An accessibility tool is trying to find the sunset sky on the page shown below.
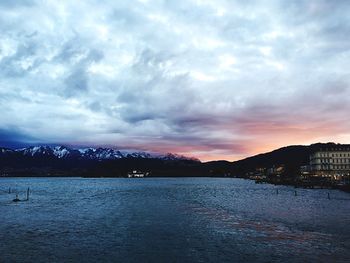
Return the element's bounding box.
[1,0,350,161]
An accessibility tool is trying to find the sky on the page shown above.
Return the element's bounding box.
[0,0,350,161]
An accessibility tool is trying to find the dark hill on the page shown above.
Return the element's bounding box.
[228,142,350,178]
[230,145,310,177]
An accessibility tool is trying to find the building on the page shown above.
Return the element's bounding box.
[267,165,284,177]
[127,170,149,178]
[300,165,312,178]
[310,146,350,178]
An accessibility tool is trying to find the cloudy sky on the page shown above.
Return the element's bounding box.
[1,0,350,161]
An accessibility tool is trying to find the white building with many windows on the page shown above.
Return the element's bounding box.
[310,146,350,177]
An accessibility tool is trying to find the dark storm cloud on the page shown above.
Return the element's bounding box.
[61,48,104,97]
[63,67,89,97]
[0,0,350,160]
[0,127,37,148]
[0,40,41,77]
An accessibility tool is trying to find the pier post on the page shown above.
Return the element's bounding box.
[294,190,297,196]
[276,189,279,195]
[327,192,330,200]
[8,187,11,194]
[13,194,20,202]
[26,188,30,201]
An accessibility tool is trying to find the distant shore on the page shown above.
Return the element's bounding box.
[253,177,350,193]
[2,174,350,193]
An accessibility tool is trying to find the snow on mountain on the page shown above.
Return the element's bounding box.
[0,148,14,154]
[94,148,124,159]
[125,151,153,158]
[52,146,82,159]
[77,148,124,160]
[16,146,53,156]
[2,145,199,162]
[1,148,10,153]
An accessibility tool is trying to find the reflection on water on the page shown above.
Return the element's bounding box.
[0,178,349,262]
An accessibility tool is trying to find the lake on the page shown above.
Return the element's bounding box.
[0,177,349,262]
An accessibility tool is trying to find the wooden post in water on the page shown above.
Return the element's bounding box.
[8,187,11,194]
[26,187,30,201]
[13,194,20,202]
[276,189,279,195]
[294,190,297,196]
[327,192,330,200]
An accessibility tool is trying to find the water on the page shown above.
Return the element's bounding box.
[0,178,349,263]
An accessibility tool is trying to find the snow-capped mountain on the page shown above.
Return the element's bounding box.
[78,148,124,160]
[1,145,199,162]
[0,148,13,154]
[16,146,53,156]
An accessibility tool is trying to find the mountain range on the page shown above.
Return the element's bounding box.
[0,145,198,161]
[0,142,348,178]
[0,145,201,177]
